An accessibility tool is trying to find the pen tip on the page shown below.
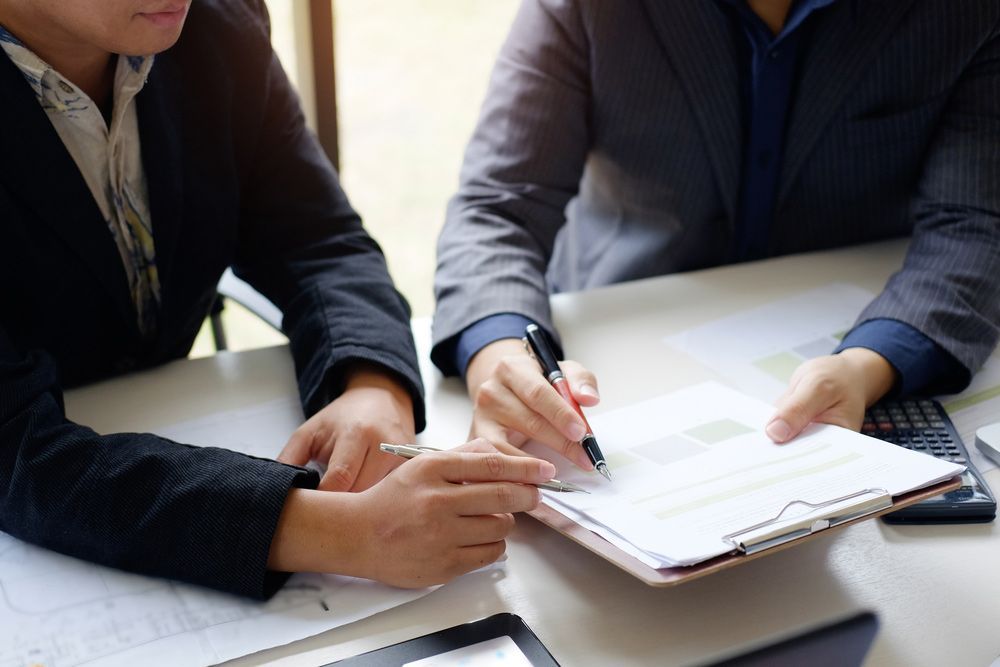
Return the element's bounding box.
[597,463,612,482]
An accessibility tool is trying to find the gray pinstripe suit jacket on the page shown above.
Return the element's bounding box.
[432,0,1000,384]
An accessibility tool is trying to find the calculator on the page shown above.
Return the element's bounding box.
[861,398,996,523]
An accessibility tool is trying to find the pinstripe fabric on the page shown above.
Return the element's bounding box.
[433,0,1000,380]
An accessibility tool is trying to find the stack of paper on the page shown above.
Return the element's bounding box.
[528,383,964,569]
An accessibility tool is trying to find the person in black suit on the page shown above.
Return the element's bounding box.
[0,0,552,598]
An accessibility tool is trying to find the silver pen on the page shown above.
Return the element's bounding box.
[379,443,590,493]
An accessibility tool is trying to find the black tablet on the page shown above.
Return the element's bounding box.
[326,613,560,666]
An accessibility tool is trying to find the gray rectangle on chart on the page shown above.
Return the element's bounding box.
[633,435,707,465]
[793,337,840,360]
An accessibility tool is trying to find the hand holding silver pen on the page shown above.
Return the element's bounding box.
[381,444,590,494]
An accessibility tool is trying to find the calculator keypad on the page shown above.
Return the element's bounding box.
[862,399,967,464]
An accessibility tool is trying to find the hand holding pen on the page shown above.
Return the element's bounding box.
[523,325,611,481]
[317,438,558,588]
[463,332,607,476]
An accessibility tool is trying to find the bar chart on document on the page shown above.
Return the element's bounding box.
[664,283,1000,473]
[663,283,871,402]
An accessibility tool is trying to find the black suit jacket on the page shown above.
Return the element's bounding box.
[0,0,423,598]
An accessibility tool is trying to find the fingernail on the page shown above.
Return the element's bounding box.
[568,422,586,442]
[578,384,600,401]
[766,418,792,443]
[539,461,556,479]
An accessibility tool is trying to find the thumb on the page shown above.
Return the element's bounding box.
[560,360,600,407]
[767,382,831,444]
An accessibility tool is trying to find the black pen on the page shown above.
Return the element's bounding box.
[524,324,611,481]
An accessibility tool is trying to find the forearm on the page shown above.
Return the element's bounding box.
[241,229,425,426]
[856,219,1000,389]
[837,319,967,396]
[2,425,318,597]
[860,21,1000,382]
[232,48,424,426]
[432,0,593,355]
[0,324,322,599]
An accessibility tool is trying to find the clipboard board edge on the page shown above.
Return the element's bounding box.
[527,475,962,588]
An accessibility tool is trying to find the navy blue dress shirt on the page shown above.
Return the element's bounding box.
[449,0,964,397]
[720,0,834,261]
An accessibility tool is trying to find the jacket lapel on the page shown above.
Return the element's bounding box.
[641,0,743,225]
[778,0,917,205]
[0,51,137,332]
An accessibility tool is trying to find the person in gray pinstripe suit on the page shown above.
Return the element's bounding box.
[431,0,1000,470]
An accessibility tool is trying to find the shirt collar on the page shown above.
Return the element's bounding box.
[0,25,49,100]
[714,0,840,42]
[0,25,154,113]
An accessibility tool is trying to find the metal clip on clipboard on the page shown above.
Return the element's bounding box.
[722,488,892,555]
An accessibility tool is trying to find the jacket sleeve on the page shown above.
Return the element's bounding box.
[431,0,593,376]
[853,18,1000,391]
[228,8,425,429]
[0,325,320,599]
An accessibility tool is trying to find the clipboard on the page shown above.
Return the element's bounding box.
[528,475,962,587]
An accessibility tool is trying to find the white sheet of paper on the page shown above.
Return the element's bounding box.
[663,283,873,403]
[0,398,434,667]
[941,356,1000,473]
[403,635,532,667]
[528,383,964,568]
[664,283,1000,473]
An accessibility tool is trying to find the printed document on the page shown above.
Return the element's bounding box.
[664,283,1000,472]
[528,383,964,569]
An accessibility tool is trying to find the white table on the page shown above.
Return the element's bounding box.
[66,239,1000,666]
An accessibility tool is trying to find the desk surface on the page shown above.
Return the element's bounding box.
[65,239,1000,667]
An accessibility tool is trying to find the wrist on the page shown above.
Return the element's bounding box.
[342,362,414,409]
[839,347,897,405]
[465,338,527,397]
[267,488,365,575]
[344,361,404,393]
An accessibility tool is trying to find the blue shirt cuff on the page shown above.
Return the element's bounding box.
[835,319,967,397]
[436,313,539,378]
